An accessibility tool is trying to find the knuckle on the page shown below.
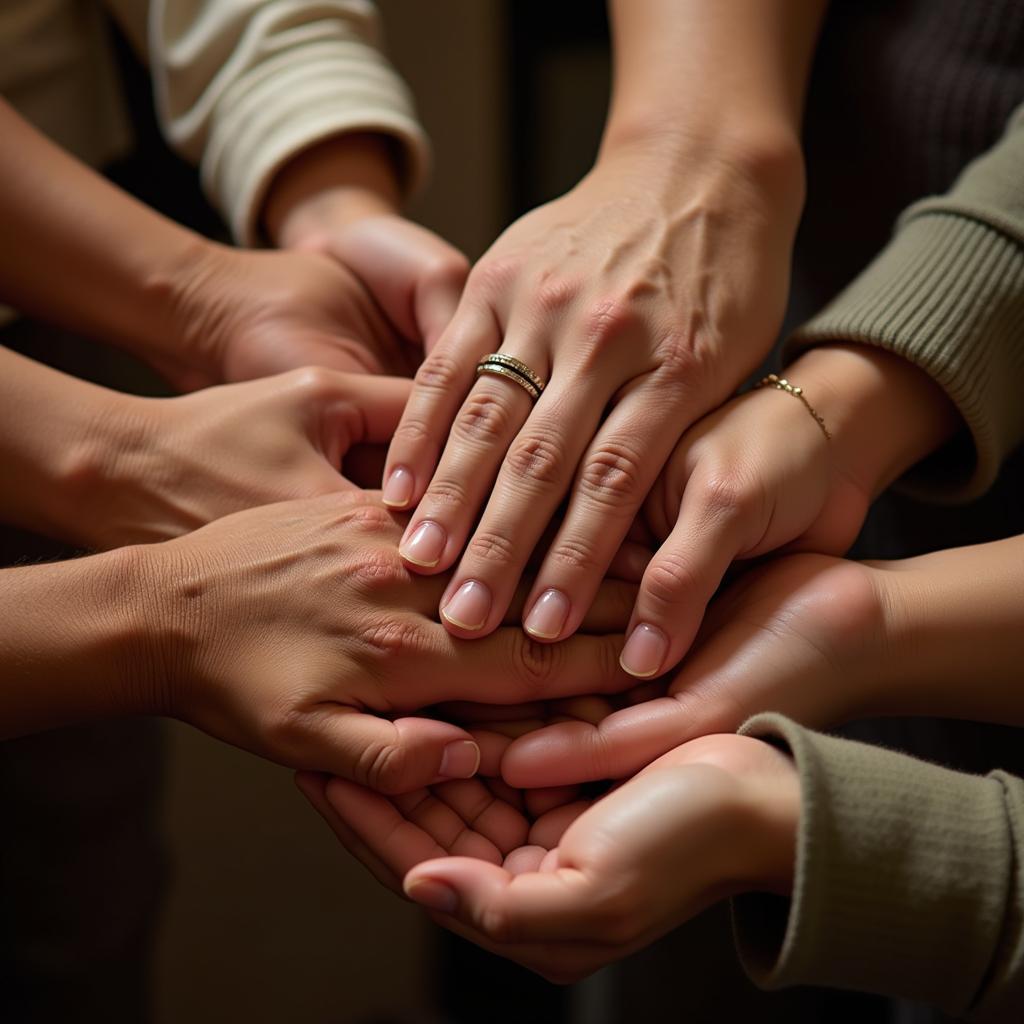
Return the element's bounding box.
[465,528,518,568]
[391,416,433,447]
[651,332,704,384]
[468,256,520,296]
[453,390,515,446]
[288,365,338,398]
[421,476,471,512]
[581,298,643,351]
[578,440,645,508]
[354,739,408,794]
[698,471,753,521]
[415,351,466,394]
[547,536,602,576]
[533,274,580,314]
[505,433,566,488]
[510,633,559,696]
[337,504,396,534]
[643,552,701,609]
[347,550,409,595]
[357,616,426,659]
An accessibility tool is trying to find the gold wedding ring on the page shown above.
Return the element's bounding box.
[475,353,547,403]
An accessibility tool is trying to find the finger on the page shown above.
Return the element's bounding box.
[336,374,415,445]
[528,800,592,848]
[521,380,691,646]
[398,364,542,576]
[382,304,500,511]
[293,771,404,894]
[419,778,530,855]
[618,468,752,679]
[323,776,449,878]
[392,786,505,863]
[404,857,601,944]
[506,576,637,635]
[308,710,481,795]
[433,374,615,638]
[504,846,549,875]
[409,626,628,707]
[327,216,469,350]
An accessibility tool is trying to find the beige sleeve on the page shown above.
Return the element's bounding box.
[105,0,429,245]
[733,713,1024,1022]
[786,103,1024,501]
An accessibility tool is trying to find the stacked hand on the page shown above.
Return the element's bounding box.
[299,729,799,983]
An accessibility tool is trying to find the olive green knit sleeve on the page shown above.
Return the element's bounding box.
[732,712,1024,1021]
[786,103,1024,501]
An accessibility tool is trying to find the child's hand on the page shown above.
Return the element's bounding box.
[618,343,955,678]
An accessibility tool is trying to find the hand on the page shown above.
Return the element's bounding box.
[502,552,884,788]
[265,132,470,355]
[381,138,802,647]
[615,344,957,678]
[64,368,408,550]
[162,246,421,391]
[304,732,799,983]
[131,492,634,793]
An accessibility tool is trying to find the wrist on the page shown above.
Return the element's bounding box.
[263,132,402,248]
[785,345,958,500]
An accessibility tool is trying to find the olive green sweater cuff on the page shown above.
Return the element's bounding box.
[785,102,1024,502]
[787,213,1024,501]
[733,713,1024,1021]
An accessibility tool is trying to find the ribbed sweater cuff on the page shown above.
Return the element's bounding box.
[200,38,429,245]
[732,713,1012,1016]
[787,213,1024,501]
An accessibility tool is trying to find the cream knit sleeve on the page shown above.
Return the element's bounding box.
[106,0,429,246]
[786,103,1024,501]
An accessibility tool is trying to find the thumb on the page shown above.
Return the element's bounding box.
[339,373,413,445]
[308,709,481,795]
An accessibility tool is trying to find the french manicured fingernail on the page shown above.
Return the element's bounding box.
[439,740,480,779]
[400,521,446,567]
[405,878,458,915]
[441,580,491,631]
[382,466,414,507]
[524,589,570,639]
[619,623,668,678]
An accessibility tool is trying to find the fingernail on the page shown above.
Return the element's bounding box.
[382,466,414,507]
[619,623,668,678]
[524,589,570,639]
[405,878,458,915]
[439,740,481,778]
[400,521,446,567]
[441,580,491,631]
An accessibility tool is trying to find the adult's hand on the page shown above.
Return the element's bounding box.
[60,368,409,550]
[307,732,799,983]
[501,553,884,788]
[616,344,954,678]
[131,492,634,793]
[382,135,803,645]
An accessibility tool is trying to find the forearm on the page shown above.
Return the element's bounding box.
[868,536,1024,724]
[0,546,159,736]
[0,100,214,373]
[784,343,958,499]
[604,0,825,173]
[0,348,143,545]
[263,132,403,247]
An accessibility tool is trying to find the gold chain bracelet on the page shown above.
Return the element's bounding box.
[754,373,832,440]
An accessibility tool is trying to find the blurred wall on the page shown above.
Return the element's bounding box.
[155,5,507,1022]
